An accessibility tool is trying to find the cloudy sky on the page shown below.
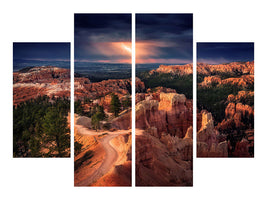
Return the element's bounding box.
[197,43,254,64]
[74,14,132,64]
[13,43,70,61]
[136,14,193,64]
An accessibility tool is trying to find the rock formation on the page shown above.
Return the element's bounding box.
[199,76,222,87]
[13,66,70,84]
[221,75,254,87]
[135,91,193,186]
[199,75,254,88]
[74,77,145,101]
[232,138,250,157]
[197,111,228,157]
[74,78,130,100]
[111,108,132,130]
[136,127,193,186]
[149,64,193,75]
[136,92,192,138]
[13,66,70,105]
[135,87,176,104]
[218,102,254,131]
[197,106,253,157]
[227,90,254,103]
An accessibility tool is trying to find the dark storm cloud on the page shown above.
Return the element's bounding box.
[13,43,70,61]
[75,14,131,34]
[197,43,254,64]
[136,14,193,63]
[136,14,192,40]
[74,14,131,62]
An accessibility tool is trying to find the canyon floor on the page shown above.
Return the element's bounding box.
[74,122,131,186]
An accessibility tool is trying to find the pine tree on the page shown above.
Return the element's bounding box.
[42,107,70,157]
[110,93,121,117]
[122,95,131,109]
[91,105,105,131]
[74,100,83,115]
[91,113,101,131]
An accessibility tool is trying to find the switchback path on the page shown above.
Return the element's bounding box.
[75,125,129,186]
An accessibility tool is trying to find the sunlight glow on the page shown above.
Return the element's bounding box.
[120,42,132,54]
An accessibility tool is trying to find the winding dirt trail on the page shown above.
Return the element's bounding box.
[75,125,130,186]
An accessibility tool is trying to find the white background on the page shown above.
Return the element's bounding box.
[0,0,266,200]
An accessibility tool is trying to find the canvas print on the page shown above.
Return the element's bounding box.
[197,42,254,157]
[13,42,71,157]
[74,14,132,186]
[135,14,193,186]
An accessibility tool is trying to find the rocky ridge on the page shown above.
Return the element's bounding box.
[74,77,145,100]
[147,61,253,76]
[13,66,70,83]
[149,64,193,75]
[197,61,254,75]
[13,66,70,105]
[199,75,254,88]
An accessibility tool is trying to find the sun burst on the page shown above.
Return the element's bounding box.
[121,43,132,54]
